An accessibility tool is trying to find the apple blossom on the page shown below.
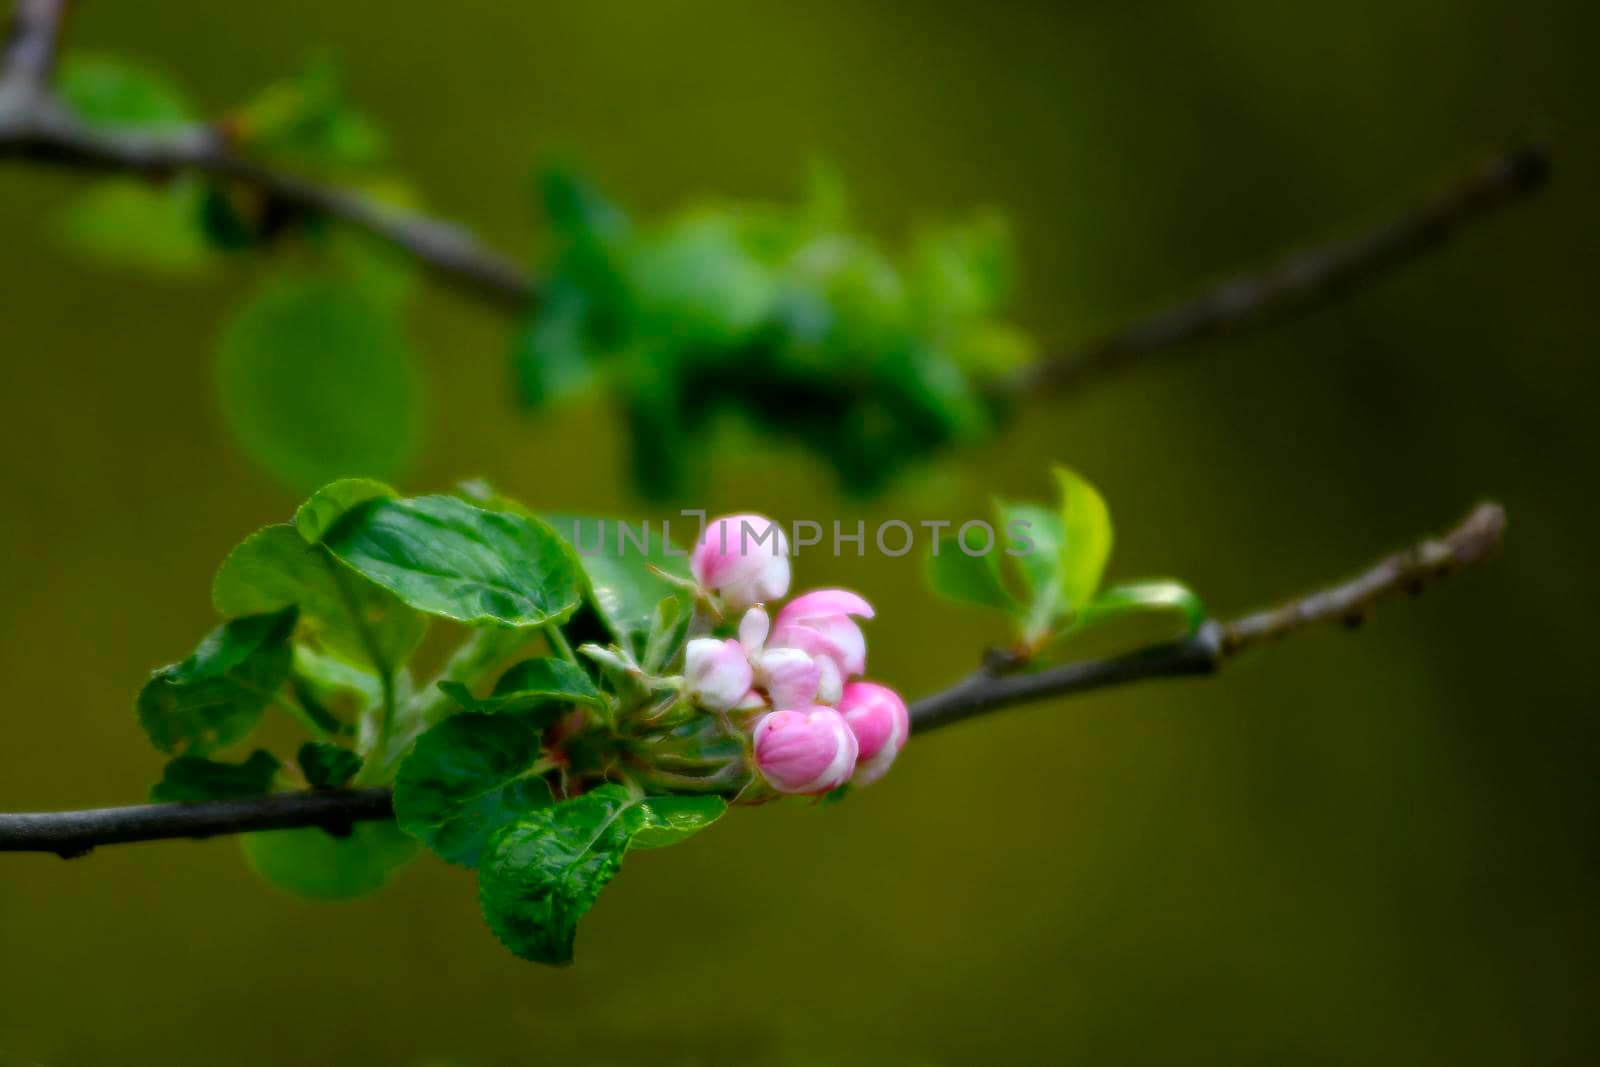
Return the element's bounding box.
[684,637,753,713]
[753,646,821,711]
[751,706,859,795]
[768,588,875,678]
[690,514,791,613]
[837,681,909,786]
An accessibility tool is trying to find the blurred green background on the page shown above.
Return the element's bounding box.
[2,0,1596,1063]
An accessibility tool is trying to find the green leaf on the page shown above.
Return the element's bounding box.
[136,608,298,755]
[242,820,419,901]
[230,57,385,170]
[215,276,423,493]
[294,478,397,544]
[925,531,1017,612]
[58,179,215,276]
[630,796,727,849]
[1001,466,1114,639]
[58,55,192,128]
[641,596,688,674]
[325,496,584,628]
[1052,465,1114,614]
[438,657,604,717]
[149,750,281,802]
[393,714,553,867]
[212,524,426,671]
[545,515,691,653]
[296,741,362,789]
[477,784,643,965]
[1077,580,1207,636]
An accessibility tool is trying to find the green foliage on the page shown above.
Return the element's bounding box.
[321,496,583,627]
[296,741,362,788]
[150,750,282,802]
[136,608,298,755]
[212,522,426,671]
[57,54,191,129]
[393,714,552,867]
[926,466,1205,655]
[136,482,730,945]
[514,167,1030,497]
[225,57,386,173]
[242,821,420,901]
[543,515,692,656]
[437,657,604,717]
[215,277,422,492]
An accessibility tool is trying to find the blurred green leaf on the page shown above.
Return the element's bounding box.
[1077,580,1207,636]
[322,495,584,628]
[630,795,726,849]
[149,750,281,802]
[136,608,297,755]
[58,54,192,128]
[296,741,362,788]
[229,57,385,170]
[57,179,216,276]
[1001,466,1114,639]
[926,531,1017,612]
[242,820,419,901]
[393,713,552,867]
[437,657,603,717]
[544,514,692,655]
[212,523,426,671]
[215,276,423,493]
[294,478,397,544]
[477,783,642,965]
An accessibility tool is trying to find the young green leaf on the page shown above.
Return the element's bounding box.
[641,596,688,674]
[1052,465,1114,615]
[393,714,553,867]
[545,514,692,653]
[322,495,583,628]
[630,796,727,849]
[477,784,644,965]
[57,178,216,276]
[242,821,419,901]
[212,524,426,671]
[215,276,423,493]
[294,478,397,544]
[149,750,282,803]
[1076,580,1207,636]
[437,657,604,717]
[925,531,1017,612]
[136,608,298,755]
[296,741,362,789]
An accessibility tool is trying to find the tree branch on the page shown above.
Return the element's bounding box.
[0,1,532,308]
[907,501,1505,732]
[1006,147,1549,394]
[0,501,1506,858]
[0,0,65,97]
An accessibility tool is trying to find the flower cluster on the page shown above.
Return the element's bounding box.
[684,514,909,795]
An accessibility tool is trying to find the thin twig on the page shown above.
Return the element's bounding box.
[0,788,393,859]
[0,502,1505,858]
[907,501,1505,732]
[0,0,65,96]
[0,1,532,308]
[1007,148,1549,394]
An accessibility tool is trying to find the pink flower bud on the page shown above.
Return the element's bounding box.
[837,681,909,785]
[769,588,875,678]
[754,646,821,711]
[751,706,859,795]
[684,637,753,713]
[690,514,791,613]
[737,606,770,655]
